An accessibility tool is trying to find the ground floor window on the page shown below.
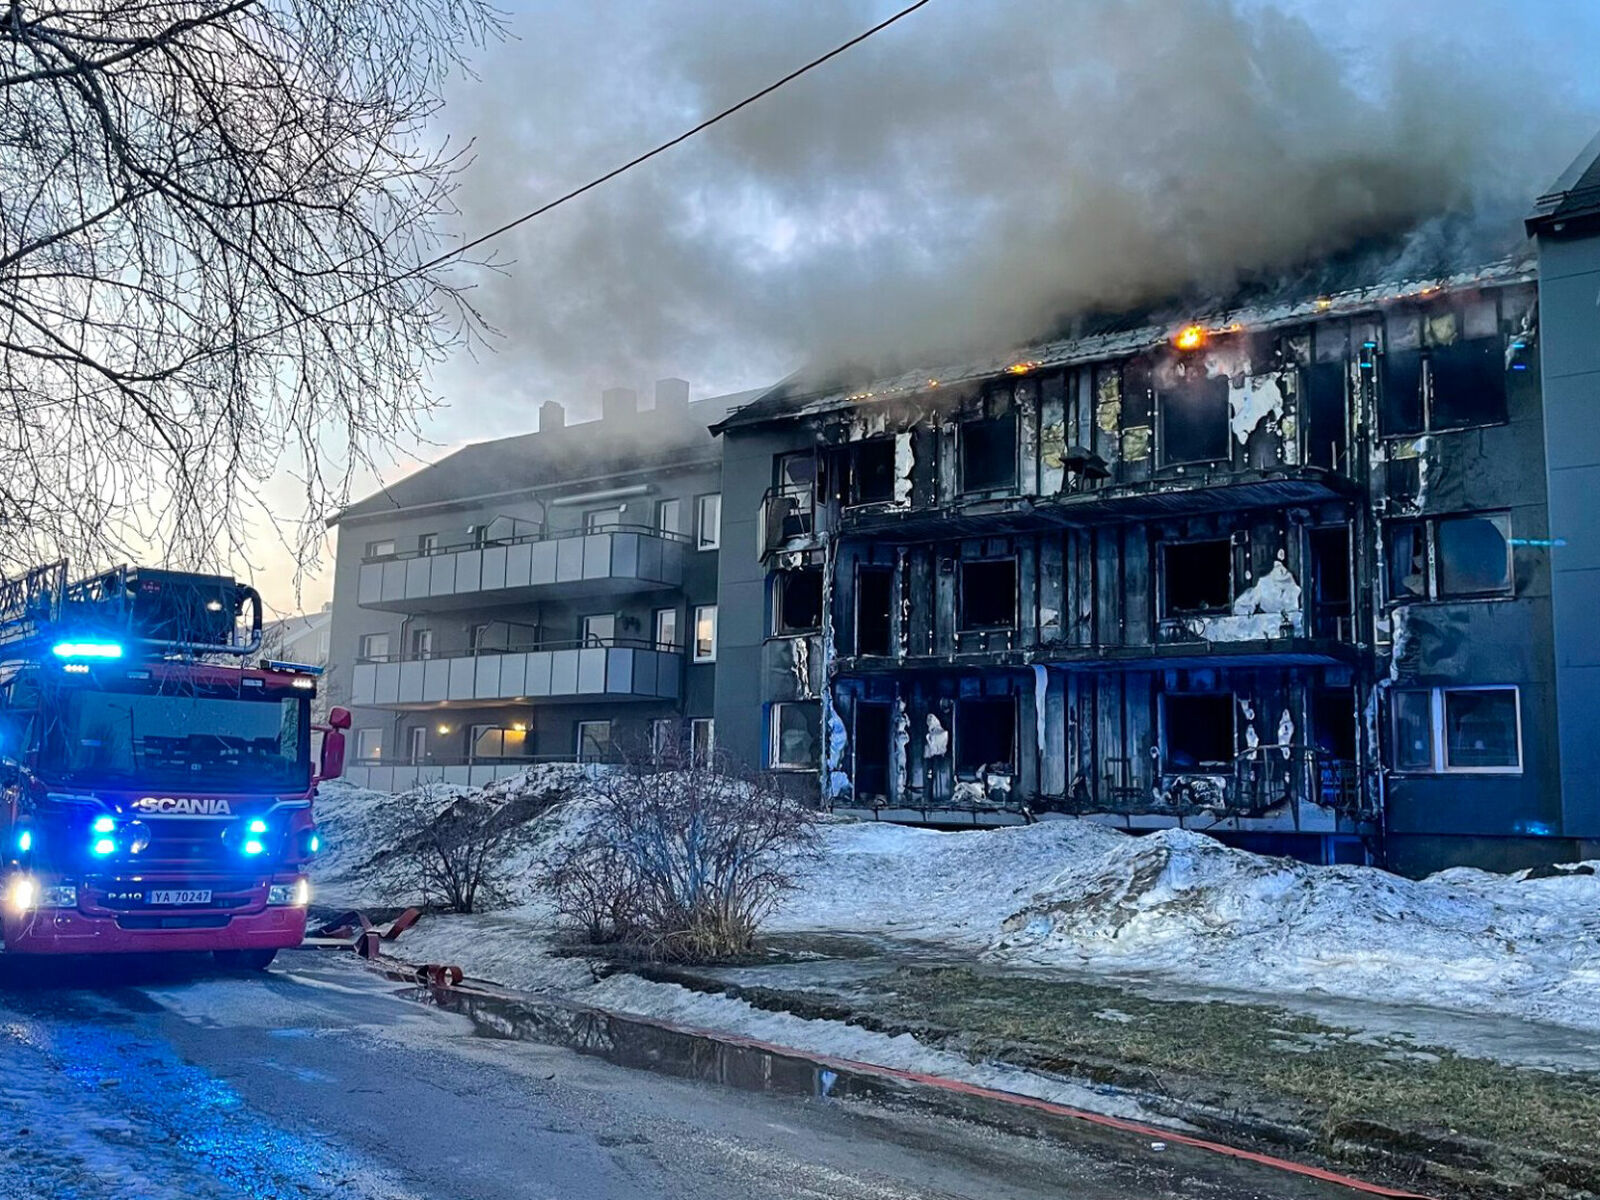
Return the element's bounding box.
[769,702,820,769]
[576,720,612,763]
[407,726,426,763]
[1162,692,1235,772]
[470,724,528,760]
[690,718,715,767]
[854,701,892,798]
[354,727,383,761]
[1391,686,1522,773]
[954,697,1015,778]
[651,717,676,762]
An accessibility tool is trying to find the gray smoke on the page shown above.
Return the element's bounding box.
[433,0,1599,413]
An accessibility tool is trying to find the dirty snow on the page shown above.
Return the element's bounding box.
[312,770,1600,1039]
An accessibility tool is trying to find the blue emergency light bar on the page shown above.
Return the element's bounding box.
[51,640,123,660]
[262,659,324,676]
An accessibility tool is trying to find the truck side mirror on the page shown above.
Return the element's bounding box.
[315,707,352,783]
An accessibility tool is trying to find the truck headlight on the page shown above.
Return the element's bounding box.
[267,879,310,907]
[5,878,75,913]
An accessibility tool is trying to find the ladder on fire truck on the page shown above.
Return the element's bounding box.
[0,561,262,662]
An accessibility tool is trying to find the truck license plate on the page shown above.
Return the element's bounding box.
[149,889,211,905]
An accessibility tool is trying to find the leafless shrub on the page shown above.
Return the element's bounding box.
[0,0,498,577]
[542,746,819,961]
[379,779,554,914]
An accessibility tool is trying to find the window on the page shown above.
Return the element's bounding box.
[364,539,396,558]
[581,613,615,647]
[469,723,525,759]
[1161,540,1232,616]
[576,720,612,763]
[855,567,893,656]
[954,697,1015,778]
[693,605,717,662]
[355,728,383,761]
[585,506,623,532]
[650,718,676,762]
[1387,513,1512,601]
[854,702,892,799]
[959,559,1017,630]
[769,702,820,769]
[690,718,715,767]
[654,607,679,652]
[843,440,896,506]
[1303,361,1347,470]
[316,630,330,660]
[469,623,491,652]
[1158,368,1229,465]
[418,533,439,554]
[960,393,1018,493]
[775,451,816,493]
[697,493,721,550]
[656,498,681,535]
[1162,693,1235,771]
[409,627,433,660]
[1390,686,1521,773]
[1380,329,1507,436]
[773,566,823,636]
[407,727,426,764]
[468,524,490,546]
[359,632,391,662]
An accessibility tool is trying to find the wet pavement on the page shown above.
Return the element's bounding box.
[0,951,1388,1199]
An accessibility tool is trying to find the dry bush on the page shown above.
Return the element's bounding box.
[542,747,817,961]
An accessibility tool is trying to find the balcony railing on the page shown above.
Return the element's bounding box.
[357,525,689,612]
[1090,746,1363,819]
[349,636,682,707]
[759,485,816,557]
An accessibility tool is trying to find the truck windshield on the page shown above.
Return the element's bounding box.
[44,689,310,791]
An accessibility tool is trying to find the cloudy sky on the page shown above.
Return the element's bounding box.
[260,0,1600,616]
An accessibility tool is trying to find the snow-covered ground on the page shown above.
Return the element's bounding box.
[313,770,1600,1037]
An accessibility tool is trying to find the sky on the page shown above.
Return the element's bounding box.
[258,0,1600,617]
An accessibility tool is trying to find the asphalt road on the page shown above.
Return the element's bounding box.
[0,951,1370,1200]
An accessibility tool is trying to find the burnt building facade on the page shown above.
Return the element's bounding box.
[712,262,1579,873]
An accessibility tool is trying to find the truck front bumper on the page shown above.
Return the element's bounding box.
[2,902,307,955]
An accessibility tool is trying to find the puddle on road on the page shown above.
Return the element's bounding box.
[400,977,1388,1200]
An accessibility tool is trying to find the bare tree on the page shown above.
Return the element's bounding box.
[543,747,818,961]
[380,780,547,915]
[0,0,497,578]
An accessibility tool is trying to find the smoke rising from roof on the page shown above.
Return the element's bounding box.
[437,0,1598,410]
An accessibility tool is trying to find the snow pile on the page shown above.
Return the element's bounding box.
[991,828,1600,1030]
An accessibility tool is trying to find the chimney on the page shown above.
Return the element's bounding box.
[539,400,565,432]
[601,387,637,423]
[654,377,690,413]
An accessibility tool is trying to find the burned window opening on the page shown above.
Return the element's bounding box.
[954,697,1015,778]
[1303,361,1347,470]
[1309,525,1352,638]
[1380,348,1426,437]
[1312,689,1357,760]
[959,558,1017,631]
[1161,540,1232,616]
[1163,692,1235,772]
[1387,513,1511,601]
[1380,337,1508,437]
[856,566,893,656]
[773,566,824,636]
[960,393,1018,493]
[1157,369,1229,466]
[769,701,820,770]
[844,439,896,506]
[854,702,892,799]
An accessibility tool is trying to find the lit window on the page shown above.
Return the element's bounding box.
[693,605,717,662]
[1389,686,1521,773]
[769,702,819,770]
[697,494,722,551]
[354,728,383,761]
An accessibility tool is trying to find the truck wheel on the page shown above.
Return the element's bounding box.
[213,949,278,971]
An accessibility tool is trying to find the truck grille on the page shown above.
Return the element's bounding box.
[115,914,232,931]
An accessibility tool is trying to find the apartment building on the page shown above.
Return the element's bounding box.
[326,380,755,790]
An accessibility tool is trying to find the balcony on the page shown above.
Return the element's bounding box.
[343,753,614,793]
[349,638,682,709]
[759,485,820,558]
[357,525,688,614]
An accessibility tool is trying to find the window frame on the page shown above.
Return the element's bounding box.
[843,438,897,508]
[1155,370,1231,468]
[957,557,1019,632]
[1385,511,1513,603]
[1378,319,1510,439]
[575,720,613,763]
[364,539,396,559]
[690,718,715,767]
[953,695,1017,780]
[580,613,615,648]
[358,632,391,662]
[1388,685,1523,775]
[696,493,722,551]
[772,565,824,637]
[584,506,624,533]
[409,627,433,660]
[354,728,383,762]
[653,606,679,652]
[958,411,1019,495]
[768,701,821,771]
[692,604,718,663]
[406,726,426,764]
[418,532,439,554]
[655,498,681,536]
[1159,539,1235,618]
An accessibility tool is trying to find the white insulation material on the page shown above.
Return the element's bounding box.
[1228,373,1288,444]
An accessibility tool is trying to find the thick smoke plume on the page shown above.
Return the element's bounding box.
[436,0,1598,413]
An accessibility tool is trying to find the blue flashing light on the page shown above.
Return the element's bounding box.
[16,830,32,853]
[91,837,116,857]
[309,834,321,854]
[52,641,123,661]
[243,839,265,856]
[92,815,116,834]
[247,818,268,835]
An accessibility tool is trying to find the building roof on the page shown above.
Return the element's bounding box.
[714,243,1534,435]
[1527,129,1600,235]
[330,389,766,525]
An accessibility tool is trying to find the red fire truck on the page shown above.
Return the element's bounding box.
[0,562,348,967]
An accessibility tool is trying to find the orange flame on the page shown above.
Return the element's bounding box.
[1175,325,1206,352]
